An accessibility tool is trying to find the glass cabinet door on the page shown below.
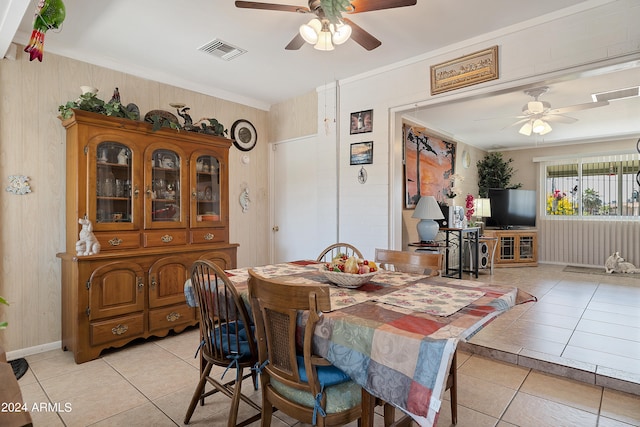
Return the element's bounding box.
[193,155,221,225]
[149,148,182,225]
[96,141,132,226]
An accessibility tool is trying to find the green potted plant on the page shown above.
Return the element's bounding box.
[477,152,522,197]
[58,92,138,121]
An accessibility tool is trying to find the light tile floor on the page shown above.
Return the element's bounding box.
[14,264,640,426]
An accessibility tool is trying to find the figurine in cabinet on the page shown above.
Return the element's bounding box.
[117,148,129,165]
[76,217,101,256]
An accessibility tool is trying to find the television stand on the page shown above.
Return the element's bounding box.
[483,229,537,267]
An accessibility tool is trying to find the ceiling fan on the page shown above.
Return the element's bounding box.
[507,86,610,136]
[235,0,417,51]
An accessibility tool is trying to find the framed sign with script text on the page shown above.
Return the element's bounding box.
[430,46,499,95]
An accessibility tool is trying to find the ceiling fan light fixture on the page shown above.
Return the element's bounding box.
[519,122,533,136]
[300,18,321,44]
[538,121,552,135]
[532,119,546,133]
[314,30,334,51]
[332,22,352,45]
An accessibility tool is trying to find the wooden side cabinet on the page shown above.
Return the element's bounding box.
[483,229,538,267]
[57,110,238,363]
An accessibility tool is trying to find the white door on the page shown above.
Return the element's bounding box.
[271,137,320,263]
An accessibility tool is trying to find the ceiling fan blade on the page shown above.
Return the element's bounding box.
[343,18,381,50]
[285,33,305,50]
[501,118,530,130]
[234,1,310,13]
[543,114,578,124]
[476,114,528,121]
[348,0,417,13]
[548,100,609,115]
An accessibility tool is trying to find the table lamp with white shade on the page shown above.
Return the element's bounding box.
[412,196,444,242]
[474,198,492,234]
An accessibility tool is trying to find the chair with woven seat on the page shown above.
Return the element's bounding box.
[375,248,444,277]
[316,243,363,263]
[248,269,362,427]
[184,260,261,427]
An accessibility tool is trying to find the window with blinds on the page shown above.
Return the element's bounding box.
[544,154,640,217]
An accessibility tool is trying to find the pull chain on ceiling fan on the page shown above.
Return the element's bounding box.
[235,0,417,51]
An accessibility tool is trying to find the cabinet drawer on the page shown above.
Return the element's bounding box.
[148,304,196,332]
[143,230,187,247]
[191,228,228,244]
[95,231,140,250]
[90,313,144,346]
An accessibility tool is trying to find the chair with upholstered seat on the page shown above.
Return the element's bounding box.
[184,260,261,427]
[316,243,363,263]
[375,248,443,277]
[248,269,362,427]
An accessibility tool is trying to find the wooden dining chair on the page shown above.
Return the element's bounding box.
[184,260,261,427]
[316,243,363,262]
[375,248,444,277]
[247,269,362,427]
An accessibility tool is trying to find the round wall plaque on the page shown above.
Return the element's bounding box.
[231,119,257,151]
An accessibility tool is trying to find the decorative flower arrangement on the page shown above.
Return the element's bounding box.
[465,194,475,222]
[547,190,574,215]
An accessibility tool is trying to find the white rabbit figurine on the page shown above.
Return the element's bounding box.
[76,217,101,256]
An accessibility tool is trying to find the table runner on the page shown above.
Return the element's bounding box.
[374,283,485,316]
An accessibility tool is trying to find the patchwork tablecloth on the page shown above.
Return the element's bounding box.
[185,261,536,426]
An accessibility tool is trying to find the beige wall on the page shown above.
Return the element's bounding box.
[269,91,317,142]
[0,49,270,353]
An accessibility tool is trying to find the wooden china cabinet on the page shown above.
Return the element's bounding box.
[57,110,238,363]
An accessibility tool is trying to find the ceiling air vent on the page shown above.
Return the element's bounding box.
[592,86,640,102]
[198,39,246,61]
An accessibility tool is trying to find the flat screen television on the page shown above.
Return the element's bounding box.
[486,189,536,229]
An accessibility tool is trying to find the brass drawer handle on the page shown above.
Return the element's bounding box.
[166,312,182,322]
[161,234,173,243]
[111,324,128,335]
[203,233,214,241]
[108,237,123,246]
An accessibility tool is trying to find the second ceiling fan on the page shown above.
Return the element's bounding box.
[235,0,417,51]
[508,86,610,136]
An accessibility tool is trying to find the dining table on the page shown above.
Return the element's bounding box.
[184,260,536,427]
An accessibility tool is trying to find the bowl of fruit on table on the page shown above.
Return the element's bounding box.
[323,255,378,288]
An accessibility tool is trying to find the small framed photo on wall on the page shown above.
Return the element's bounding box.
[350,141,373,165]
[350,109,373,134]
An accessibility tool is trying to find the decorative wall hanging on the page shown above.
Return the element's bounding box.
[358,167,368,184]
[430,45,499,95]
[350,141,373,165]
[403,125,456,209]
[349,109,373,134]
[6,175,32,195]
[24,0,66,62]
[239,186,251,213]
[231,119,257,151]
